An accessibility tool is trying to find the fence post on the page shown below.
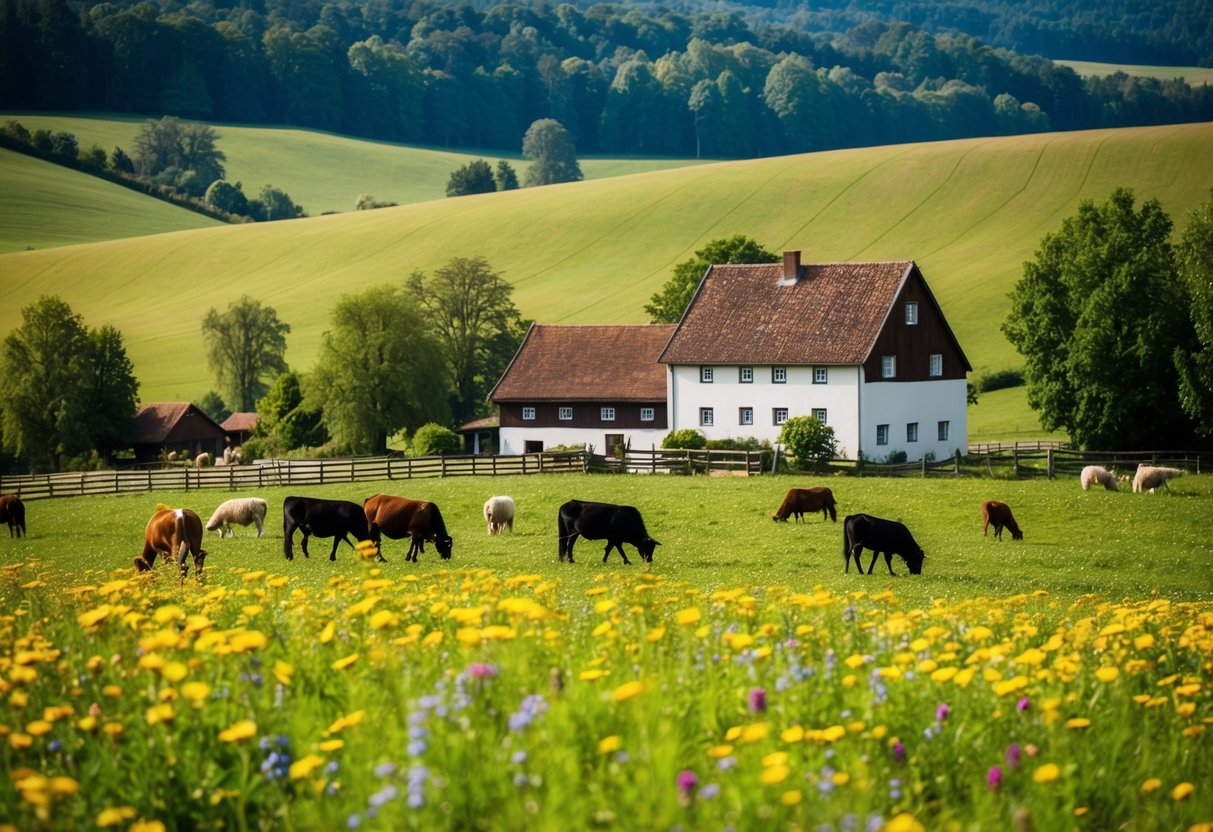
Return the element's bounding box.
[441,456,447,478]
[1012,447,1019,477]
[954,449,961,476]
[539,453,544,473]
[921,456,927,477]
[1047,448,1055,479]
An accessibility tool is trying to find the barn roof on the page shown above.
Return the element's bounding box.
[491,324,677,403]
[132,402,225,444]
[221,412,260,433]
[659,259,927,365]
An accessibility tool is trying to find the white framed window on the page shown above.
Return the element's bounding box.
[876,424,889,446]
[739,407,753,426]
[700,408,714,426]
[522,407,536,421]
[881,355,896,379]
[907,422,919,442]
[640,407,654,422]
[938,420,949,441]
[905,302,918,325]
[813,408,827,424]
[772,366,787,384]
[700,366,713,383]
[773,408,789,426]
[558,406,573,421]
[813,367,828,384]
[929,353,943,377]
[739,366,753,383]
[601,407,616,421]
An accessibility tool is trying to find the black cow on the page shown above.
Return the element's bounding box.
[557,499,660,565]
[283,496,373,561]
[842,513,925,575]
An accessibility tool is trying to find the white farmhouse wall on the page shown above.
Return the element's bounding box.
[498,427,669,456]
[858,377,968,461]
[668,365,861,457]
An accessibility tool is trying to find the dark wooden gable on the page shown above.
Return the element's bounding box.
[862,264,971,382]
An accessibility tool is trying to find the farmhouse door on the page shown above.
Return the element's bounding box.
[605,434,625,458]
[525,440,544,453]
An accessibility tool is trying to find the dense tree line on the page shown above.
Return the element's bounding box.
[2,0,1210,160]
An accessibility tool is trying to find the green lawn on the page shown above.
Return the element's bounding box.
[8,471,1211,603]
[967,387,1064,444]
[0,113,710,218]
[1,121,1211,412]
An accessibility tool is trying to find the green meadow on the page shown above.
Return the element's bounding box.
[2,120,1211,439]
[6,472,1211,603]
[1,473,1210,830]
[1054,60,1213,86]
[0,113,709,221]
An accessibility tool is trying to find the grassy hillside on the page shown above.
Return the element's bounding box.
[1053,60,1213,85]
[0,113,709,218]
[0,147,221,252]
[1,123,1210,425]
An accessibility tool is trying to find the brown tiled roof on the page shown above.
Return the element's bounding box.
[132,402,192,444]
[221,412,260,432]
[492,324,677,402]
[132,402,226,444]
[659,261,916,365]
[459,415,500,431]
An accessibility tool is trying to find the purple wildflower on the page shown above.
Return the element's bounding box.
[748,688,768,714]
[1017,696,1030,713]
[369,785,399,808]
[1006,743,1022,769]
[936,702,950,722]
[467,662,498,680]
[699,784,720,800]
[987,766,1002,790]
[347,814,361,829]
[892,742,906,763]
[677,770,698,793]
[374,761,396,778]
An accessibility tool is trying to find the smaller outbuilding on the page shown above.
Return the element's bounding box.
[132,402,227,464]
[221,412,260,447]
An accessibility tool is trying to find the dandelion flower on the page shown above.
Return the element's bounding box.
[1033,763,1060,784]
[598,736,622,754]
[218,720,257,743]
[96,807,137,827]
[611,681,646,702]
[1172,782,1194,801]
[1141,778,1162,793]
[290,754,326,780]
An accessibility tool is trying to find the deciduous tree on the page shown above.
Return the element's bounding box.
[1174,190,1213,437]
[201,296,290,412]
[308,285,448,454]
[407,257,524,425]
[1003,188,1193,449]
[445,159,496,196]
[522,118,582,186]
[645,235,778,323]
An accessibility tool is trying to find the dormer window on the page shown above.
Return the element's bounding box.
[905,302,919,325]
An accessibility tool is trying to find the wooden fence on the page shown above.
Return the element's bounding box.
[0,451,590,501]
[588,447,769,475]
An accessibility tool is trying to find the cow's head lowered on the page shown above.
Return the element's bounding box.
[904,546,925,575]
[435,534,454,560]
[638,538,661,563]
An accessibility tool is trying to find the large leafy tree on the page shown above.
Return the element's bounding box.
[1174,190,1213,437]
[1,296,138,471]
[308,285,448,454]
[132,116,226,186]
[253,371,326,451]
[407,257,525,426]
[445,159,496,197]
[201,296,290,412]
[522,118,582,186]
[1002,188,1193,449]
[645,235,778,323]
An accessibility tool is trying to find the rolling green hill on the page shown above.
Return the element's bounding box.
[1053,60,1213,86]
[0,114,710,220]
[0,147,221,252]
[1,123,1210,438]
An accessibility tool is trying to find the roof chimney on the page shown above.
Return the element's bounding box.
[779,250,802,286]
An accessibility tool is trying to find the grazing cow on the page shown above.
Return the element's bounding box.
[282,496,372,561]
[981,500,1023,541]
[206,497,268,538]
[136,507,207,582]
[1133,465,1183,493]
[1080,465,1118,491]
[772,487,837,523]
[484,495,516,535]
[557,499,660,565]
[0,495,26,538]
[363,494,453,562]
[842,514,924,576]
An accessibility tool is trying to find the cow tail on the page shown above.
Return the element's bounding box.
[175,511,189,569]
[827,496,837,523]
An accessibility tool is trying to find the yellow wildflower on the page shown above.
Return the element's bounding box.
[289,754,326,780]
[330,653,360,671]
[598,736,622,754]
[611,680,646,702]
[1033,763,1060,784]
[218,720,256,743]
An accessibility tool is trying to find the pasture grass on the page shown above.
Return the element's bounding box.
[1,474,1210,830]
[2,122,1211,403]
[967,386,1064,443]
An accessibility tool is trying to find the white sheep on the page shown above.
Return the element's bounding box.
[1132,465,1183,494]
[1080,465,1118,491]
[195,452,212,470]
[484,495,516,535]
[206,497,268,537]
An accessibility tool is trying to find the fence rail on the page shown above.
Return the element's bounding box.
[0,451,590,502]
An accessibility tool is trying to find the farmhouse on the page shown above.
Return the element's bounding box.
[220,412,260,447]
[491,324,676,456]
[659,251,970,461]
[131,402,228,463]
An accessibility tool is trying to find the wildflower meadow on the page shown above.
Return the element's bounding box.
[0,473,1210,831]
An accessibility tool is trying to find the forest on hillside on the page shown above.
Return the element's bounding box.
[1,0,1211,159]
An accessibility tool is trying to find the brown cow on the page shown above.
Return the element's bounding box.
[772,487,837,523]
[981,500,1023,541]
[0,495,26,538]
[136,508,208,582]
[363,494,453,562]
